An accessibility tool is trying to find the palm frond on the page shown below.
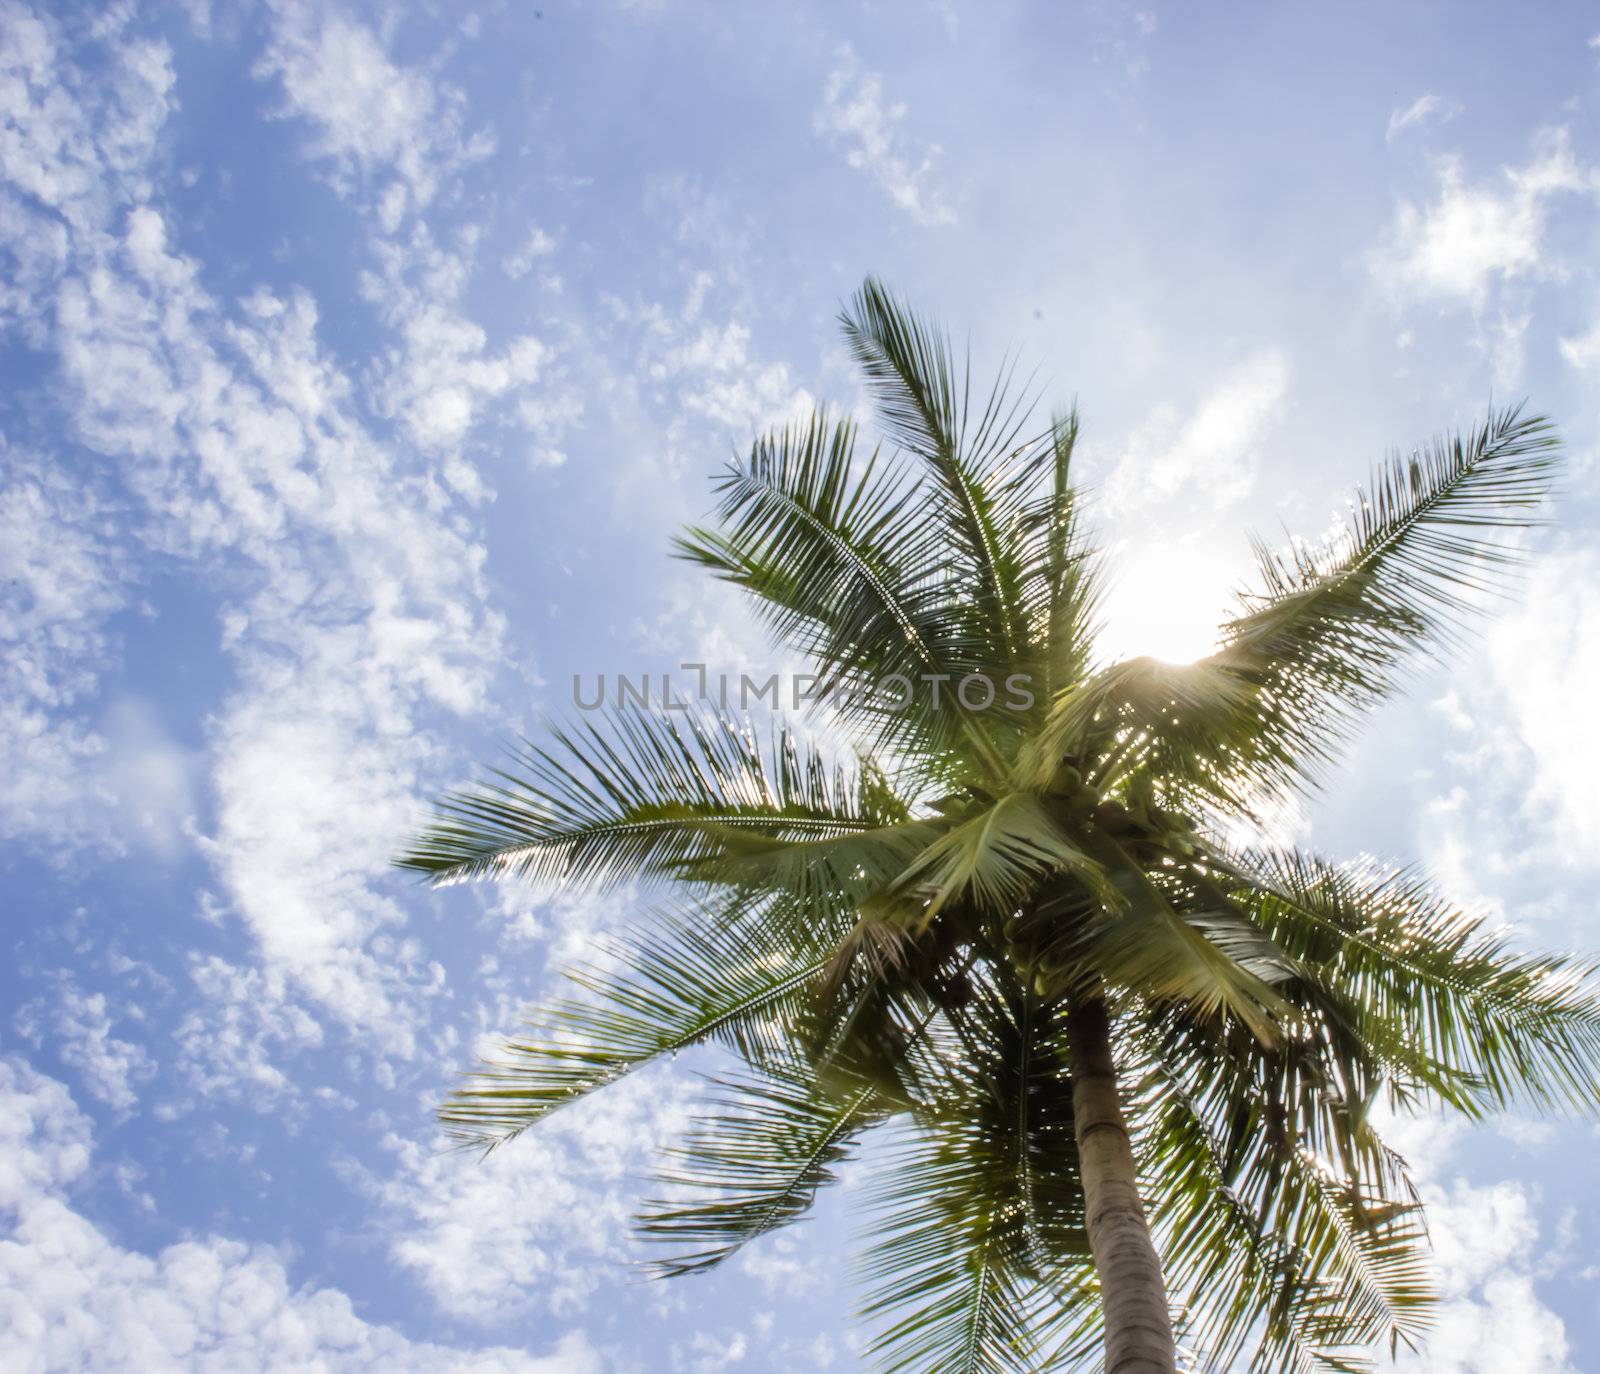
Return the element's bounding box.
[439,894,847,1148]
[1226,847,1600,1115]
[396,708,897,889]
[700,815,946,907]
[637,1057,889,1277]
[1053,835,1297,1044]
[1013,408,1106,707]
[1206,405,1561,795]
[1018,654,1266,800]
[840,277,1039,671]
[674,412,967,721]
[859,979,1097,1373]
[1019,408,1560,811]
[1133,1014,1434,1374]
[894,791,1114,922]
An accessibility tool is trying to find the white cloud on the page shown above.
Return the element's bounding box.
[95,697,202,860]
[1369,129,1594,385]
[0,447,127,849]
[0,1059,91,1209]
[1374,1112,1575,1373]
[1372,129,1590,306]
[592,270,815,502]
[673,1330,749,1373]
[650,319,811,432]
[1482,548,1600,859]
[1557,310,1600,372]
[1409,548,1600,910]
[0,450,123,708]
[1101,349,1290,516]
[260,8,564,465]
[367,1069,691,1323]
[1086,2,1159,84]
[1416,785,1512,920]
[1394,1275,1572,1373]
[255,1,492,224]
[172,957,324,1105]
[1391,1179,1573,1372]
[363,242,550,452]
[815,45,955,227]
[0,1057,602,1373]
[72,217,501,1052]
[1,4,523,1060]
[15,980,155,1112]
[0,4,175,260]
[738,1233,830,1299]
[1386,93,1459,144]
[503,226,558,280]
[0,448,198,860]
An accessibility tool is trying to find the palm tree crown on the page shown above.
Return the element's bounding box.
[398,279,1600,1373]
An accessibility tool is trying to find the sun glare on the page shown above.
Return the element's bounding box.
[1099,546,1238,666]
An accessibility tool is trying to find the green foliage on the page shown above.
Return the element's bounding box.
[395,709,898,888]
[638,1056,890,1278]
[858,981,1098,1373]
[399,279,1594,1372]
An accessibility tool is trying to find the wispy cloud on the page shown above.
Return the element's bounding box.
[14,979,155,1112]
[815,44,955,227]
[1372,129,1590,305]
[0,451,130,851]
[1382,1112,1575,1373]
[367,1070,692,1322]
[261,4,560,463]
[1484,547,1600,859]
[1386,92,1461,143]
[1101,349,1291,517]
[1370,128,1594,383]
[256,0,493,226]
[503,226,558,281]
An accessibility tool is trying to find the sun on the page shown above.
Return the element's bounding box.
[1097,543,1238,666]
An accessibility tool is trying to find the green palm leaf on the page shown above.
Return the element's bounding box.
[397,708,893,889]
[859,980,1097,1373]
[673,412,971,741]
[1226,847,1600,1114]
[893,791,1112,921]
[1208,405,1561,799]
[1022,407,1559,811]
[440,894,847,1148]
[637,1057,889,1277]
[840,277,1039,672]
[1136,1023,1433,1374]
[1013,408,1106,709]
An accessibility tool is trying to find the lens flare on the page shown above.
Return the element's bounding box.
[1098,544,1237,665]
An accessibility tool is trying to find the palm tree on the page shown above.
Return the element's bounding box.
[398,280,1600,1373]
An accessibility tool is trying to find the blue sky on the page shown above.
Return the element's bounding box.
[5,1,1600,1369]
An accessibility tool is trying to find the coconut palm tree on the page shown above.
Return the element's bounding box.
[397,280,1600,1373]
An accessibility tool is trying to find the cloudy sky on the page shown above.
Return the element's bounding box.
[5,1,1600,1370]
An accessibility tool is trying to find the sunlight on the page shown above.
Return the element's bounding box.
[1098,544,1239,666]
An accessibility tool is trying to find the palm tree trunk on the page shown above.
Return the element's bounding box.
[1066,998,1176,1373]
